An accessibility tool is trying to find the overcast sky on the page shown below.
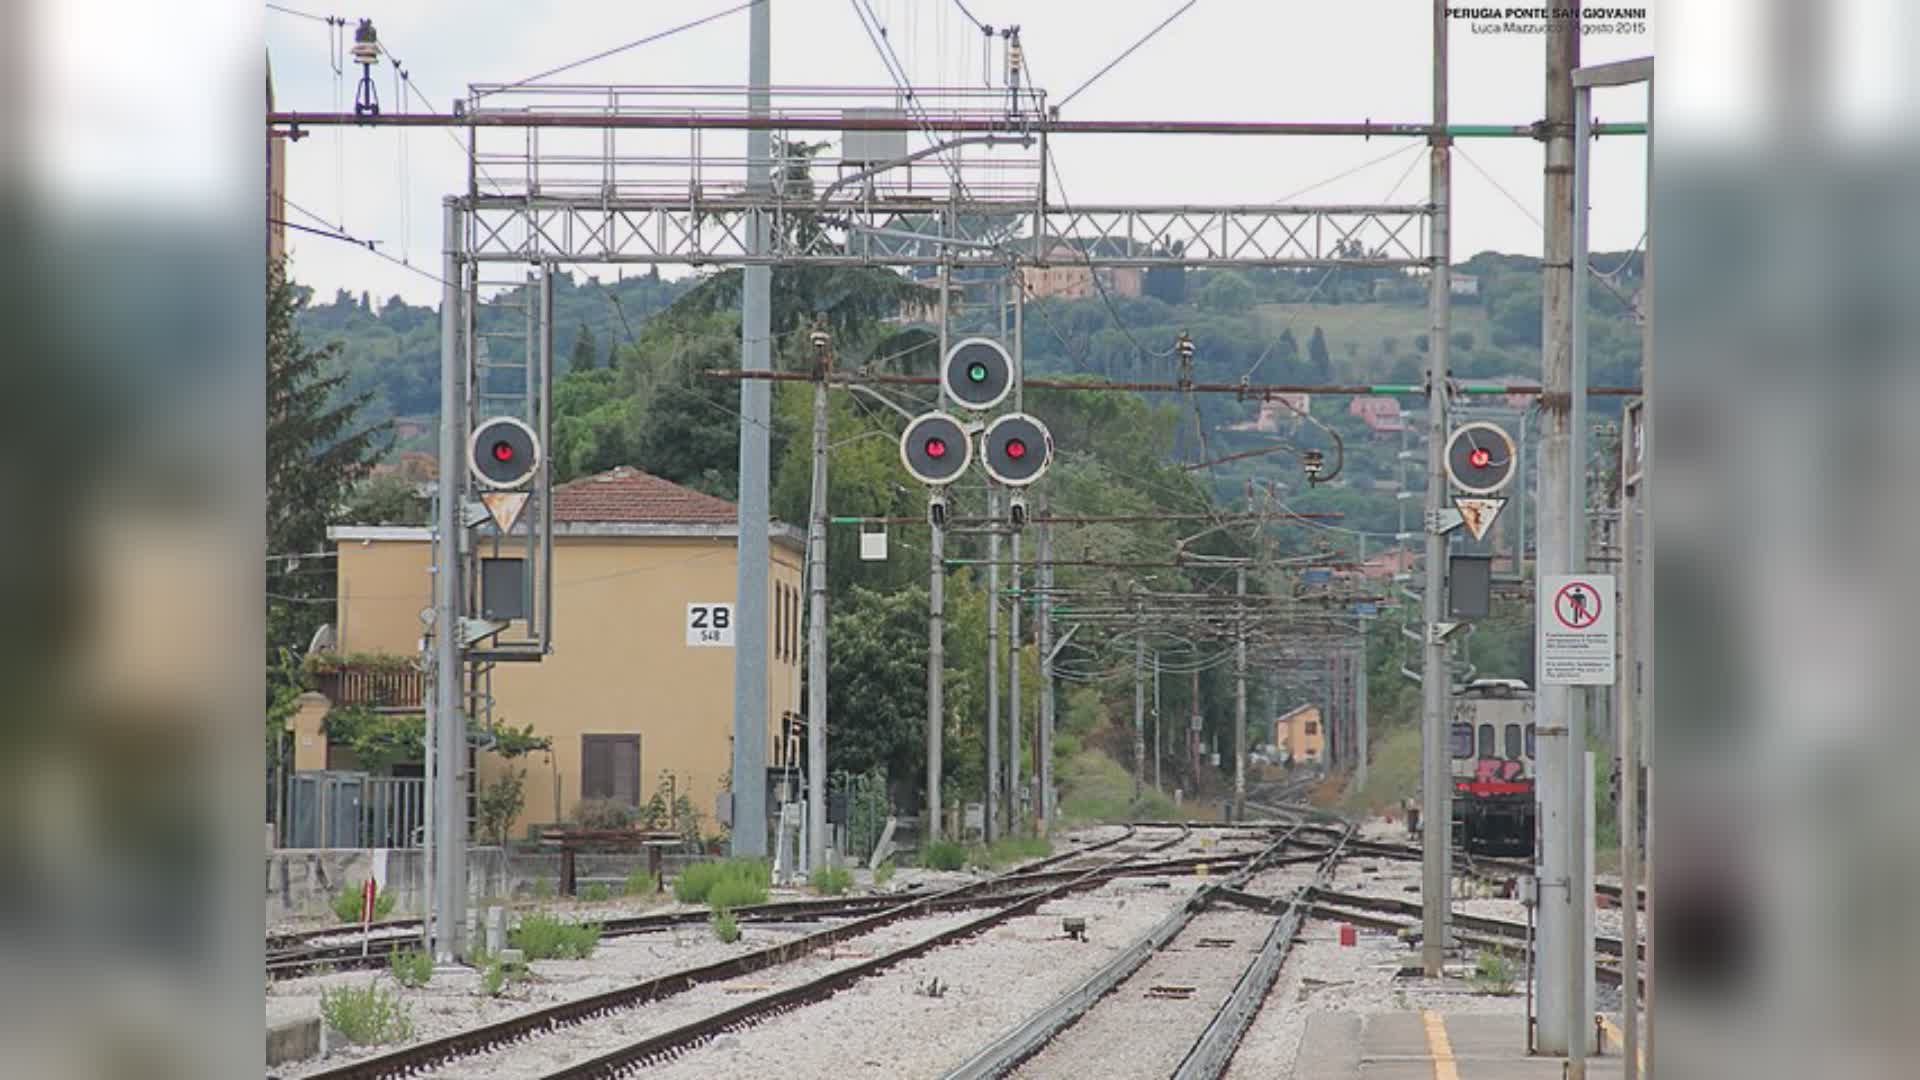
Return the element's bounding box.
[267,0,1651,306]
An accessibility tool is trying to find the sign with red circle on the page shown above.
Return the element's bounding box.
[1537,574,1616,686]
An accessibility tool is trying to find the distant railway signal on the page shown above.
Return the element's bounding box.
[1444,420,1517,495]
[942,337,1014,412]
[980,413,1053,487]
[468,416,542,490]
[900,411,973,486]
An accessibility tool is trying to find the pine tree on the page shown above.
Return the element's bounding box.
[267,262,389,668]
[571,323,598,371]
[1307,326,1333,381]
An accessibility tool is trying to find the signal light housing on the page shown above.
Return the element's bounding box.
[1007,495,1030,532]
[468,416,542,490]
[900,411,973,486]
[981,413,1053,487]
[942,337,1014,412]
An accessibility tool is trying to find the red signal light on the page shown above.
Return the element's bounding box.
[925,437,948,459]
[1005,438,1027,459]
[1468,447,1491,468]
[492,441,516,462]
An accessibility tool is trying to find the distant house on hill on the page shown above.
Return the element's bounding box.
[1348,396,1408,436]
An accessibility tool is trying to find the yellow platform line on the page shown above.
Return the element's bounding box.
[1421,1010,1461,1080]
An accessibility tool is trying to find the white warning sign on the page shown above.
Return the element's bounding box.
[1538,574,1616,686]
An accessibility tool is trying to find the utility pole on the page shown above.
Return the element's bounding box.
[986,489,1001,842]
[430,197,467,964]
[729,0,773,858]
[1132,623,1145,802]
[1009,528,1023,830]
[1233,565,1248,822]
[1419,0,1454,978]
[805,322,831,872]
[1637,63,1656,1080]
[1536,7,1582,1057]
[1036,493,1055,834]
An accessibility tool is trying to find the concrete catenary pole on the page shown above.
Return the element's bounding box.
[1569,65,1600,1077]
[1132,622,1146,802]
[1036,494,1055,833]
[1356,533,1369,790]
[1535,7,1581,1055]
[805,331,830,872]
[1233,565,1248,822]
[1419,0,1455,978]
[431,197,468,964]
[1009,528,1022,828]
[1637,67,1655,1080]
[729,0,773,858]
[987,489,1001,842]
[1153,652,1162,793]
[927,257,950,843]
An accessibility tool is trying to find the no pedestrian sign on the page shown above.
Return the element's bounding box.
[1537,574,1615,685]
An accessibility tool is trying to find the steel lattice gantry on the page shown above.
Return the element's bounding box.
[463,197,1430,269]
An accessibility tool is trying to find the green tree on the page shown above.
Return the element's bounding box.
[571,322,599,371]
[1307,326,1333,381]
[267,264,388,671]
[1197,271,1256,314]
[341,473,426,526]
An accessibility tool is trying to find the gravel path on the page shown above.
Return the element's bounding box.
[1013,907,1277,1080]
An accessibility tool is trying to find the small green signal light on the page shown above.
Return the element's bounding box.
[968,362,989,383]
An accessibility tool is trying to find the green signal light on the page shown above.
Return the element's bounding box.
[967,362,989,383]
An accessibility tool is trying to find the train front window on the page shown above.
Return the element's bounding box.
[1451,723,1473,758]
[1526,723,1537,758]
[1478,724,1496,757]
[1505,723,1523,759]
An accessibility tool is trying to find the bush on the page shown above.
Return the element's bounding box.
[873,861,896,888]
[623,867,659,897]
[809,865,852,896]
[477,768,527,847]
[710,909,740,943]
[510,912,601,961]
[531,876,555,900]
[673,858,771,906]
[581,882,612,902]
[319,983,414,1045]
[978,835,1053,868]
[922,840,968,871]
[388,947,432,989]
[572,798,637,832]
[332,881,396,924]
[479,958,507,998]
[1471,948,1516,995]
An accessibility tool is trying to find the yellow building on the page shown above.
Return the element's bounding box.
[309,466,805,841]
[1276,703,1325,766]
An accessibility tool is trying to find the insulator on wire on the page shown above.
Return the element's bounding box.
[352,19,381,118]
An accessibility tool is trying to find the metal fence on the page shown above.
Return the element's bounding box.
[832,769,892,865]
[285,771,428,849]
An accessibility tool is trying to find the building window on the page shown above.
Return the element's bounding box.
[1304,721,1318,735]
[776,585,788,662]
[581,734,640,807]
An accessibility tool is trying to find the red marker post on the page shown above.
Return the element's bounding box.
[360,879,376,958]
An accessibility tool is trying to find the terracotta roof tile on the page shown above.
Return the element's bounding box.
[552,466,739,525]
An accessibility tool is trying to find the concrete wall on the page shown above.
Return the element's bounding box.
[332,531,803,837]
[265,846,712,920]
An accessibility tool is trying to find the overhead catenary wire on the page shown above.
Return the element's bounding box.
[479,0,765,99]
[1055,0,1204,112]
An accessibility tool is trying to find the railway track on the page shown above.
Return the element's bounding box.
[939,822,1354,1080]
[1282,824,1646,909]
[297,824,1196,1080]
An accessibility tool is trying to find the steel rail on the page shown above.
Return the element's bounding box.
[532,825,1200,1080]
[1171,824,1357,1080]
[940,823,1326,1080]
[297,826,1152,1080]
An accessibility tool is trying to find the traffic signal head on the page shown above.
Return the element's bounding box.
[468,416,542,490]
[942,337,1014,412]
[900,411,973,486]
[981,413,1053,487]
[1007,495,1029,532]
